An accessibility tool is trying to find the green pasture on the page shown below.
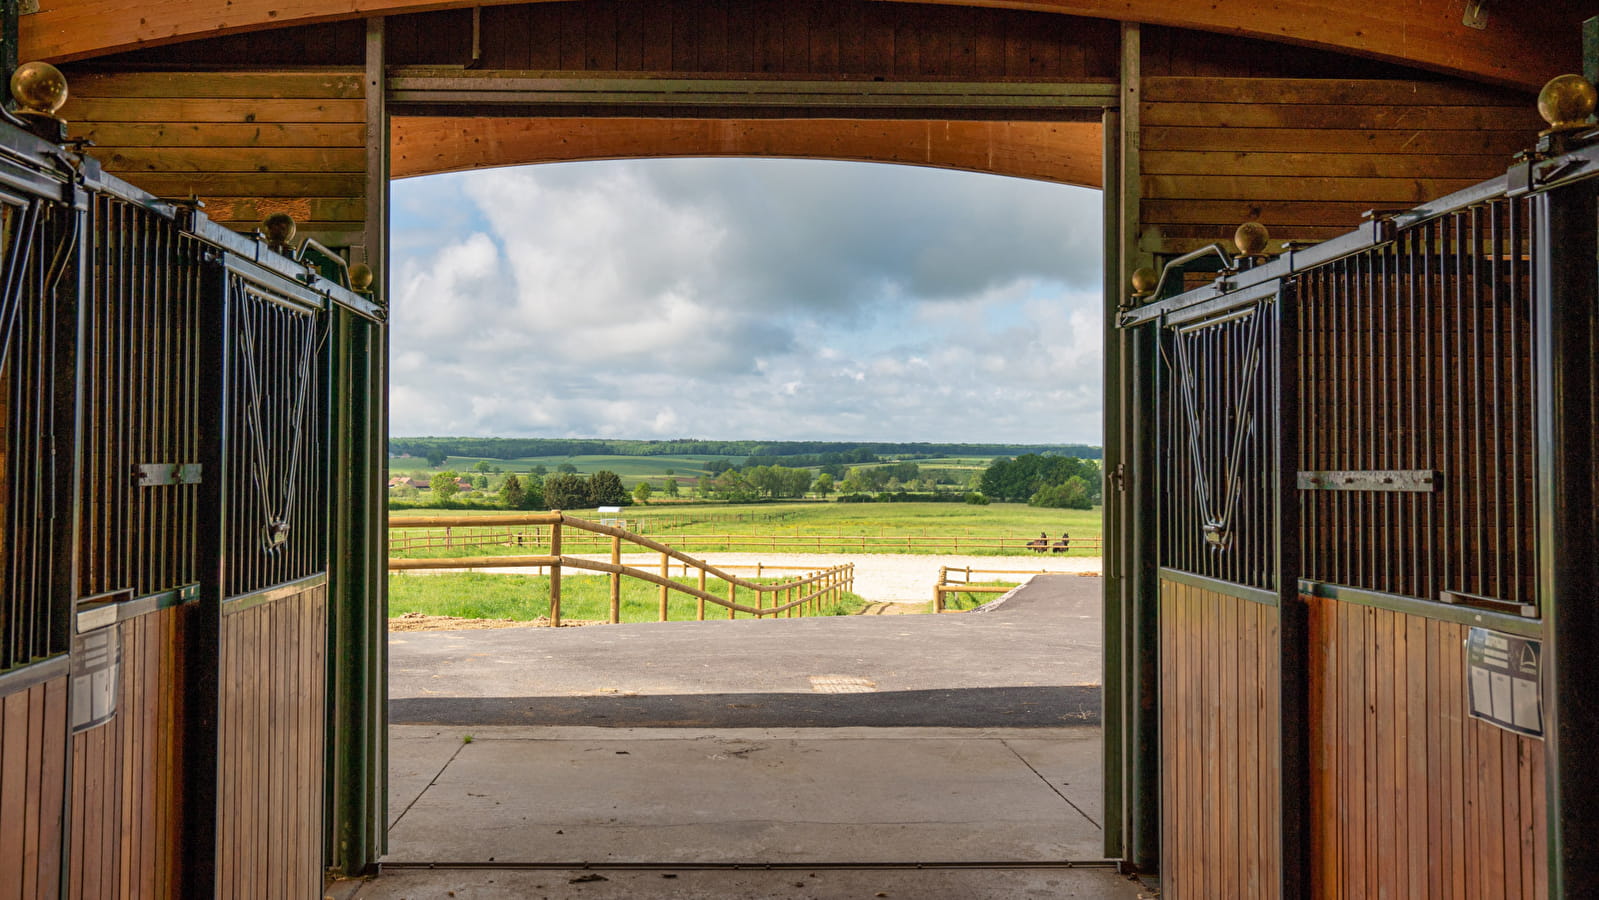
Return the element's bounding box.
[389,571,866,623]
[389,501,1102,558]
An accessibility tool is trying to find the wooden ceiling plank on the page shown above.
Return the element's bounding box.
[20,0,1584,90]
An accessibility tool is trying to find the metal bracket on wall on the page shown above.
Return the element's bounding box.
[1463,0,1489,29]
[133,462,202,486]
[1296,469,1440,492]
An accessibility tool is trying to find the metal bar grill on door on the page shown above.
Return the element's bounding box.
[1159,299,1279,591]
[1296,195,1537,612]
[222,274,327,598]
[77,194,206,602]
[1,197,63,670]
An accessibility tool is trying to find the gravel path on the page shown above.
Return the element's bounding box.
[440,552,1103,602]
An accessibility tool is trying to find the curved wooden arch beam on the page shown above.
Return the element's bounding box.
[23,0,1584,90]
[391,117,1104,187]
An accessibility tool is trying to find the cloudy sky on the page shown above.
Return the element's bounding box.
[389,158,1104,444]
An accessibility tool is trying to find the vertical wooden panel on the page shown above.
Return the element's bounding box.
[65,605,188,899]
[1160,579,1281,898]
[216,582,327,900]
[1305,595,1546,898]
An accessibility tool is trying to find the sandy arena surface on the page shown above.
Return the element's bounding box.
[401,552,1102,604]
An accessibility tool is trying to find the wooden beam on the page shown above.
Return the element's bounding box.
[21,0,1585,90]
[390,116,1103,186]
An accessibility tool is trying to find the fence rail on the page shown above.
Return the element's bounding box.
[386,523,1101,556]
[931,566,1049,612]
[388,513,855,626]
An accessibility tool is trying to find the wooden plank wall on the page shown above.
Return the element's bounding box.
[1138,29,1542,257]
[67,607,189,900]
[216,582,328,900]
[391,117,1104,186]
[1307,596,1545,900]
[1160,579,1281,899]
[0,674,68,900]
[60,70,368,249]
[387,0,1119,80]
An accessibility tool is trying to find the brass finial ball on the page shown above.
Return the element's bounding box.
[261,212,297,246]
[1537,74,1597,133]
[1235,221,1270,257]
[348,263,374,292]
[1130,267,1158,295]
[10,62,68,117]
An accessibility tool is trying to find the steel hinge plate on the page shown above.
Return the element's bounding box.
[133,463,202,487]
[1296,469,1440,492]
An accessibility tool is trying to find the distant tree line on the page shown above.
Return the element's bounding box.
[979,454,1104,509]
[390,436,1101,463]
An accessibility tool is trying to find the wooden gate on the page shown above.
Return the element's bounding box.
[1130,277,1301,897]
[0,113,372,898]
[1118,147,1583,895]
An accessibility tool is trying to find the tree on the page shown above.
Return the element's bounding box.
[814,472,834,498]
[663,468,675,476]
[587,470,629,507]
[532,464,548,476]
[543,473,587,510]
[633,481,654,504]
[470,474,489,490]
[519,473,545,510]
[1028,476,1092,510]
[471,460,493,473]
[781,467,812,498]
[425,450,448,467]
[431,470,461,502]
[557,462,578,474]
[499,473,526,509]
[664,477,680,497]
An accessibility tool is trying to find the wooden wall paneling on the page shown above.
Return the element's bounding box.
[389,117,1104,187]
[60,69,369,248]
[216,583,327,900]
[0,676,65,900]
[1137,75,1542,256]
[1304,595,1546,898]
[64,607,188,900]
[1159,580,1282,898]
[372,0,1120,80]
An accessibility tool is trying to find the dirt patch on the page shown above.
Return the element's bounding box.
[388,612,602,632]
[858,601,925,616]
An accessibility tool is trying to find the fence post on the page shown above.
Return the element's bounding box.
[696,567,706,620]
[609,534,621,624]
[659,551,669,621]
[728,582,737,620]
[550,521,563,627]
[933,566,946,613]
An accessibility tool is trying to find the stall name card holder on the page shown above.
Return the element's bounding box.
[1465,627,1543,739]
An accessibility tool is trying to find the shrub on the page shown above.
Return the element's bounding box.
[964,492,990,506]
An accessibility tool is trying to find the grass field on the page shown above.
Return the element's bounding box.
[389,571,866,622]
[388,501,1102,558]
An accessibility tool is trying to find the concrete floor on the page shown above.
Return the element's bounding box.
[386,726,1106,863]
[343,865,1147,899]
[351,576,1135,898]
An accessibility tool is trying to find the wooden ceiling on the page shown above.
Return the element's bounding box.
[24,0,1589,90]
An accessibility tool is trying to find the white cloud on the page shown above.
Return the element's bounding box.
[388,159,1104,443]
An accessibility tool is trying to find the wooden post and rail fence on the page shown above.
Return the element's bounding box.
[388,512,855,627]
[931,566,1050,612]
